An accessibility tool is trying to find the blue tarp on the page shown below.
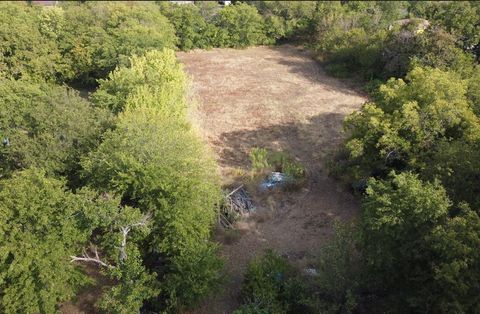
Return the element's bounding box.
[259,172,293,191]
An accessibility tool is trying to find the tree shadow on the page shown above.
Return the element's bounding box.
[216,112,348,175]
[263,45,367,97]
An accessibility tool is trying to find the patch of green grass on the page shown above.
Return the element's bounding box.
[249,147,306,187]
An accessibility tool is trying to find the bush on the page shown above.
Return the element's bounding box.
[315,222,361,313]
[0,3,70,82]
[0,79,113,183]
[160,2,220,50]
[382,26,476,79]
[321,27,387,80]
[409,1,480,54]
[92,49,187,115]
[250,1,317,40]
[360,172,480,312]
[237,250,295,314]
[214,3,268,48]
[82,49,222,312]
[0,169,104,313]
[59,2,176,85]
[249,148,306,183]
[249,147,270,172]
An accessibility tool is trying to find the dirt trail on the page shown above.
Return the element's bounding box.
[177,45,367,313]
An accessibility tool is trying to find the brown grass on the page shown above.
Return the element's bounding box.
[177,45,367,313]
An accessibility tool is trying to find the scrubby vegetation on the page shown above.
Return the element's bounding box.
[1,0,479,312]
[249,147,306,185]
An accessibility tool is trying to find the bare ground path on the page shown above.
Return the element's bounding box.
[177,45,367,313]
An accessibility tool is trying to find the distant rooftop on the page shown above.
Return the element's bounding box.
[31,0,58,6]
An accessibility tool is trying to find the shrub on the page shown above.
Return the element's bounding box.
[360,172,480,312]
[250,1,317,40]
[92,49,187,115]
[249,147,270,172]
[59,2,176,85]
[83,49,222,312]
[238,250,294,314]
[409,1,480,54]
[236,250,316,314]
[316,222,361,313]
[249,148,306,183]
[0,169,105,313]
[0,79,113,183]
[214,3,268,48]
[382,26,476,79]
[310,1,410,80]
[160,2,220,50]
[0,3,70,82]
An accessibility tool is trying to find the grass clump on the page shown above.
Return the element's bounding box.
[234,250,317,314]
[249,147,307,187]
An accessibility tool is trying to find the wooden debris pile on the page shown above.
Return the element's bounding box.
[219,185,255,228]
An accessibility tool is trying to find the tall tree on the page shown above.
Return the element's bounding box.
[0,79,113,185]
[0,169,107,313]
[361,172,480,312]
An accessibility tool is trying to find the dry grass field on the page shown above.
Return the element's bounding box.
[177,45,367,313]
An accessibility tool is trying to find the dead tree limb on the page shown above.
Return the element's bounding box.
[72,212,152,268]
[70,247,114,269]
[118,212,152,263]
[226,185,244,198]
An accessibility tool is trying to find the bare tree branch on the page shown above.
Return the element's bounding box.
[226,184,244,197]
[70,247,114,269]
[118,212,152,263]
[71,212,152,267]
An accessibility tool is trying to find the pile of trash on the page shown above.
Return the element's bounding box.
[259,172,293,191]
[220,185,255,228]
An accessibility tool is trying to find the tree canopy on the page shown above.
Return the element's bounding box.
[0,169,103,313]
[1,1,480,312]
[361,172,480,312]
[0,79,113,183]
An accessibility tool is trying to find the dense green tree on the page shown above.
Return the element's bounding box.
[0,3,70,82]
[159,2,220,50]
[422,139,480,210]
[0,169,108,313]
[82,106,222,311]
[83,48,222,311]
[382,26,476,79]
[70,196,161,313]
[59,2,177,85]
[361,172,480,312]
[98,247,159,314]
[92,49,186,115]
[343,66,480,182]
[250,1,316,39]
[214,3,268,48]
[467,66,480,114]
[425,204,480,312]
[0,79,113,183]
[409,1,480,55]
[49,195,156,314]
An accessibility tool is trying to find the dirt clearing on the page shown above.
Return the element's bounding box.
[177,45,367,313]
